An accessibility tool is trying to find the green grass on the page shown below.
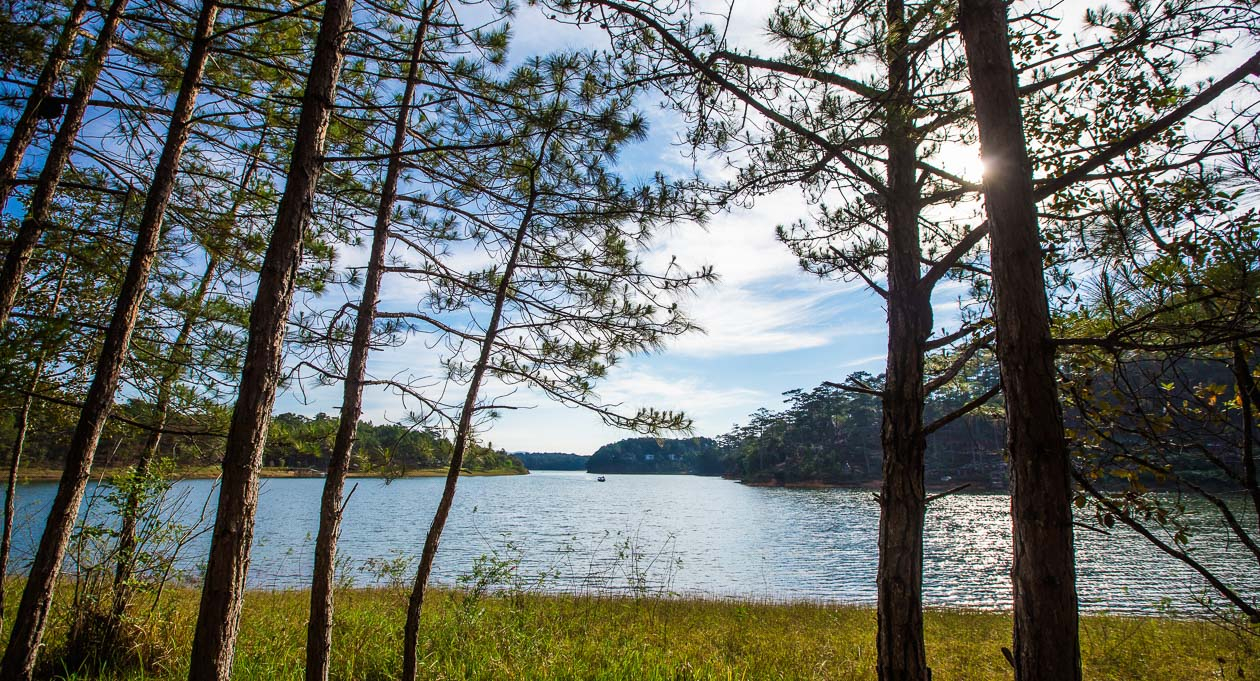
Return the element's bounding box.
[7,584,1257,680]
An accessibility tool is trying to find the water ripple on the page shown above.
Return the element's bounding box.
[3,472,1256,613]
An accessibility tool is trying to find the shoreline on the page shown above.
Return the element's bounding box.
[16,468,1210,496]
[230,583,1211,619]
[738,478,1005,492]
[14,466,529,483]
[577,471,1007,493]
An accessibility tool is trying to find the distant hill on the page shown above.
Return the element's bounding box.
[586,437,722,475]
[511,451,589,470]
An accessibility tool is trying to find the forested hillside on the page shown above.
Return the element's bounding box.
[510,452,588,470]
[718,377,1005,486]
[718,354,1253,489]
[0,407,524,474]
[586,437,723,475]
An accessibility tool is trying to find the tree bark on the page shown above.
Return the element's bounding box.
[0,0,91,206]
[0,0,131,331]
[187,0,354,677]
[401,137,548,681]
[958,1,1082,679]
[875,0,932,679]
[0,1,220,676]
[304,4,432,680]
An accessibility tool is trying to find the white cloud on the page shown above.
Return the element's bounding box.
[668,281,875,357]
[641,188,882,358]
[478,364,769,454]
[597,368,765,416]
[651,192,811,285]
[838,353,887,370]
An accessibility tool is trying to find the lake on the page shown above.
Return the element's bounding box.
[4,471,1256,614]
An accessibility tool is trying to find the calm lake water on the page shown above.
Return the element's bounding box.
[4,471,1256,614]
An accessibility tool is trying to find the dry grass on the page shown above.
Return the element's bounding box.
[4,582,1255,680]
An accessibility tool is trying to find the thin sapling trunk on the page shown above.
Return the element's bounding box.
[304,4,434,679]
[401,137,548,681]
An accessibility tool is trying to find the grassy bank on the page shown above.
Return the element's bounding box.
[14,466,528,483]
[7,584,1255,680]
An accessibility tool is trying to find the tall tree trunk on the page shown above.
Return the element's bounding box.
[304,4,432,680]
[0,242,74,637]
[0,1,220,676]
[401,140,548,681]
[0,0,131,331]
[0,0,91,206]
[187,0,354,676]
[958,2,1082,679]
[876,0,932,679]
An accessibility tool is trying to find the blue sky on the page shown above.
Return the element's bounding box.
[281,152,902,454]
[275,2,925,455]
[0,0,895,456]
[3,0,1245,455]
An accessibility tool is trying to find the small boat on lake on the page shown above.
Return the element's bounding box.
[596,476,606,482]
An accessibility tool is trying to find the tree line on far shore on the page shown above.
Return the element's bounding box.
[0,407,524,474]
[716,353,1249,492]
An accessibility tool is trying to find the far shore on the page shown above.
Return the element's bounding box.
[16,467,1028,494]
[583,471,1007,493]
[738,477,1006,492]
[14,466,529,483]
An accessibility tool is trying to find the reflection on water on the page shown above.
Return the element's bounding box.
[3,471,1256,613]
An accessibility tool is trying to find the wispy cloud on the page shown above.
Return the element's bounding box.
[668,282,869,357]
[644,189,882,358]
[838,353,887,370]
[597,369,766,416]
[459,365,768,454]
